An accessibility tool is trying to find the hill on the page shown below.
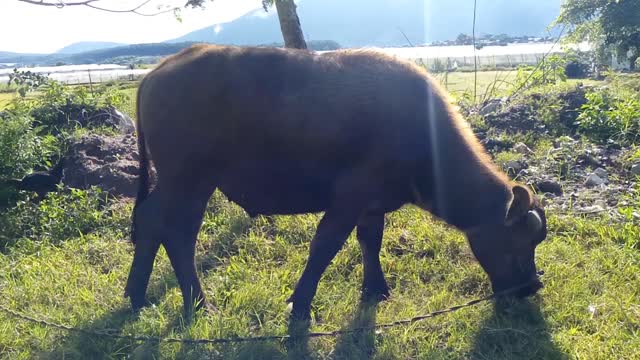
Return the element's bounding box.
[0,41,341,66]
[1,0,561,66]
[168,0,561,47]
[55,42,126,54]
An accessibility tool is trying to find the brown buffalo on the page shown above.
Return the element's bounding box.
[125,44,547,320]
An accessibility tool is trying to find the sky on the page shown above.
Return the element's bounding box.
[0,0,265,53]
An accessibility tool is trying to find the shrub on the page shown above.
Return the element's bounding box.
[0,111,43,181]
[6,69,50,97]
[576,89,640,145]
[0,187,115,250]
[512,54,568,93]
[565,60,590,79]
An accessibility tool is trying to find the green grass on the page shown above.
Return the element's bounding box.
[431,70,602,101]
[0,71,600,112]
[434,70,519,98]
[118,87,138,118]
[0,188,638,359]
[0,72,637,359]
[0,82,139,112]
[0,92,17,109]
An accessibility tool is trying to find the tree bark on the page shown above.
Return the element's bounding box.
[275,0,307,50]
[629,53,638,71]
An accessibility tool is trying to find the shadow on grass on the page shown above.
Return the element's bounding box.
[470,297,568,360]
[42,307,140,359]
[41,258,184,359]
[41,294,567,359]
[167,300,381,360]
[330,301,379,360]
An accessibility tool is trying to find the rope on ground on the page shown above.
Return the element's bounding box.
[0,280,539,345]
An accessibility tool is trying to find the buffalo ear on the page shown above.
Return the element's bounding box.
[505,185,532,226]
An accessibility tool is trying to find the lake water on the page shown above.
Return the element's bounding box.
[0,42,590,85]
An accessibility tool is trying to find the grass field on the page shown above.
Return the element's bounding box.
[0,71,639,359]
[0,189,638,359]
[0,92,17,109]
[0,70,600,112]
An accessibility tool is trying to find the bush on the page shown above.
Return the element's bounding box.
[6,69,50,97]
[512,54,568,93]
[0,187,114,250]
[576,89,640,145]
[29,81,129,134]
[565,60,590,79]
[563,51,593,79]
[429,58,447,73]
[0,111,43,181]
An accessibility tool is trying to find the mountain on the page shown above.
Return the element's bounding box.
[168,0,562,47]
[55,42,126,54]
[1,0,562,66]
[0,52,53,65]
[0,43,200,66]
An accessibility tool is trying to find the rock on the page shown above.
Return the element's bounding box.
[553,137,578,149]
[576,153,602,168]
[480,99,502,116]
[594,199,607,209]
[85,106,135,134]
[577,204,606,214]
[606,139,622,150]
[534,179,563,195]
[631,164,640,177]
[62,134,153,197]
[505,160,522,171]
[481,137,513,152]
[593,167,608,180]
[31,104,135,135]
[559,162,570,180]
[584,173,605,187]
[504,160,525,177]
[513,142,533,155]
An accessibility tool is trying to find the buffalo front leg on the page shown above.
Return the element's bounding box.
[125,190,163,311]
[287,208,361,320]
[357,213,390,302]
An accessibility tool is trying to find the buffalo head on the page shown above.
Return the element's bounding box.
[465,185,547,297]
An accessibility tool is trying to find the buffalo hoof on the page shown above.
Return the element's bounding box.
[285,299,312,323]
[201,301,218,315]
[129,297,151,313]
[361,282,391,303]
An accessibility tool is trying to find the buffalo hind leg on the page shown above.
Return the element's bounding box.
[357,213,390,302]
[287,206,362,321]
[125,189,163,311]
[162,185,215,316]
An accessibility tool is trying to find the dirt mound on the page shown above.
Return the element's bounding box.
[475,86,589,136]
[556,86,588,130]
[484,103,542,134]
[62,134,152,198]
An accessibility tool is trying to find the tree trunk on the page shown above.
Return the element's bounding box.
[629,53,638,71]
[275,0,307,50]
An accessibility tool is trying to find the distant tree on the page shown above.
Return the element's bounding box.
[187,0,307,50]
[554,0,640,70]
[456,33,473,45]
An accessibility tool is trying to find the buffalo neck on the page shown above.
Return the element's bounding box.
[414,83,512,231]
